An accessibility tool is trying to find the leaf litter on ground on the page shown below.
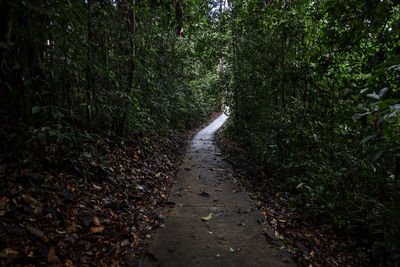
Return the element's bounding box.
[0,133,187,266]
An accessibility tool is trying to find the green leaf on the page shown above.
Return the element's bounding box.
[201,213,212,221]
[378,87,389,98]
[32,106,41,114]
[229,247,235,252]
[211,168,226,172]
[360,135,375,145]
[367,93,380,100]
[249,193,257,199]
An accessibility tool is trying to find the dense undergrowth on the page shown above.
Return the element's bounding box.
[216,126,370,266]
[222,0,400,264]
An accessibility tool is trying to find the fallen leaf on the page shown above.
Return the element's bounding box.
[48,246,58,263]
[109,210,118,219]
[90,226,104,233]
[314,238,321,246]
[211,168,226,172]
[121,239,130,246]
[201,213,212,221]
[0,197,9,209]
[93,217,101,226]
[143,215,150,222]
[92,184,102,190]
[26,225,44,238]
[0,248,19,257]
[22,194,37,205]
[42,235,49,243]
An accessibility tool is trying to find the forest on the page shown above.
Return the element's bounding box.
[0,0,399,266]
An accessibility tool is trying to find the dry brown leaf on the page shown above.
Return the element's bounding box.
[93,184,102,190]
[26,225,44,238]
[48,246,58,263]
[0,197,9,209]
[22,194,37,205]
[0,248,19,257]
[90,226,104,233]
[93,216,101,226]
[109,210,118,219]
[143,215,150,222]
[121,239,130,247]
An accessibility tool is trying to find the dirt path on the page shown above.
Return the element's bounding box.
[145,114,293,266]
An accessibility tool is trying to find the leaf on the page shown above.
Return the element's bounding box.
[229,247,235,252]
[216,254,220,258]
[32,106,41,114]
[390,104,400,111]
[378,87,389,98]
[249,193,257,199]
[373,149,385,162]
[366,93,380,100]
[136,185,144,191]
[121,239,130,246]
[0,248,19,257]
[211,168,226,172]
[21,194,37,205]
[360,135,375,145]
[201,213,212,221]
[92,217,101,226]
[92,184,102,190]
[48,246,58,263]
[352,111,371,121]
[26,225,44,238]
[90,226,104,233]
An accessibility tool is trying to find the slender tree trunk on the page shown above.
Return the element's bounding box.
[86,0,92,122]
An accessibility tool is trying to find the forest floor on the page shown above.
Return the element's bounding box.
[144,113,292,266]
[1,112,370,266]
[0,113,220,266]
[215,125,371,266]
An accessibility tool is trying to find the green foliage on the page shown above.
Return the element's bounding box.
[0,0,219,162]
[224,0,400,262]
